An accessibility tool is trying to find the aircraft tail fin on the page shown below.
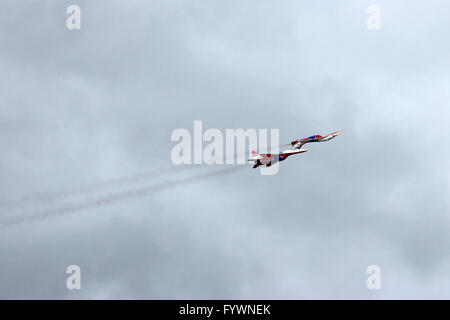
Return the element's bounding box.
[252,160,263,169]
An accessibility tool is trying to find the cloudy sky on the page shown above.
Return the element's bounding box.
[0,0,449,299]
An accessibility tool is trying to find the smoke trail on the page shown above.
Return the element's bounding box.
[0,145,273,209]
[0,165,247,230]
[0,142,281,220]
[0,165,189,209]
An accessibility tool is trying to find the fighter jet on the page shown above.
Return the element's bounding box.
[249,131,342,168]
[290,131,342,149]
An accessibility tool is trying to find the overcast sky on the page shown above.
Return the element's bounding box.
[0,0,449,299]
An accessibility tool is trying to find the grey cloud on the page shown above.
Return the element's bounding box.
[0,0,449,299]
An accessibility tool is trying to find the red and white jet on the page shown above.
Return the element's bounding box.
[249,131,342,168]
